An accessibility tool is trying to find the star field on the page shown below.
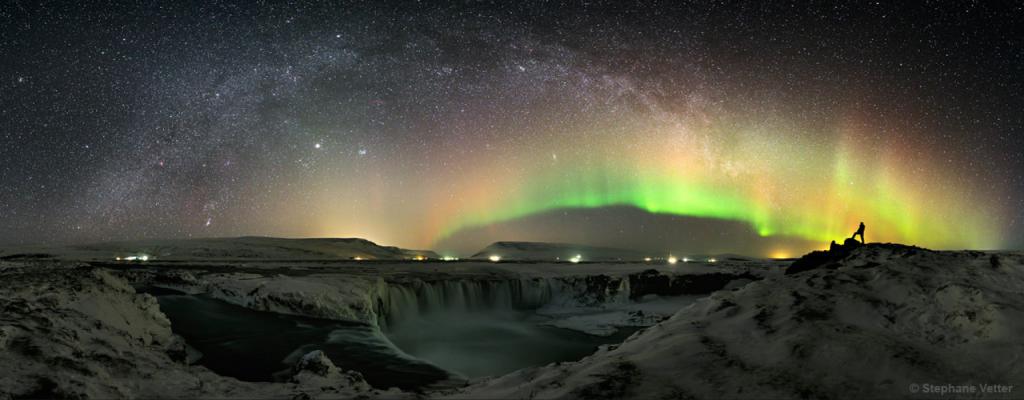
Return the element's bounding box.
[1,1,1022,255]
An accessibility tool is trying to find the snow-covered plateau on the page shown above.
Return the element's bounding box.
[2,240,1023,399]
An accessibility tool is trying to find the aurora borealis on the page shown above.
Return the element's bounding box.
[2,2,1022,256]
[432,118,1006,253]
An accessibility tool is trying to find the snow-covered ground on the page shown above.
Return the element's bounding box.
[0,263,409,399]
[3,242,1021,399]
[448,245,1024,399]
[124,258,764,336]
[535,294,705,336]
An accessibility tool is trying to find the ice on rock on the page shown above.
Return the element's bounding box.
[291,350,373,392]
[0,264,408,399]
[294,350,337,376]
[453,245,1024,399]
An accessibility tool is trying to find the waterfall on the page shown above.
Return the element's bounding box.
[369,269,748,337]
[376,278,573,330]
[371,274,670,331]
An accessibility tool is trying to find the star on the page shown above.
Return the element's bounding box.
[0,1,1018,254]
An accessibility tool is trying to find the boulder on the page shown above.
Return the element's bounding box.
[786,238,862,275]
[290,350,371,391]
[292,350,338,377]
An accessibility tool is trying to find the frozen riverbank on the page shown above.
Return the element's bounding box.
[449,245,1024,399]
[0,264,407,399]
[125,260,763,337]
[7,244,1013,399]
[0,255,763,398]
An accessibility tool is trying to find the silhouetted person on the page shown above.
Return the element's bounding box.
[851,222,865,243]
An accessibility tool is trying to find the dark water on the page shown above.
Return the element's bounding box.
[147,287,634,389]
[386,311,638,379]
[147,288,452,390]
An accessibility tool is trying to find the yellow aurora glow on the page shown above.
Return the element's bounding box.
[433,120,1003,250]
[284,108,1007,257]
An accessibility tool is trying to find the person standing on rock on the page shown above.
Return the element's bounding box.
[851,222,865,243]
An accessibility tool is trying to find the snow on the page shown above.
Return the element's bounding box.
[536,294,703,336]
[0,263,410,399]
[145,262,761,335]
[200,272,383,323]
[5,241,1018,399]
[451,245,1024,399]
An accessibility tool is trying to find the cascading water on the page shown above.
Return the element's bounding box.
[140,268,747,387]
[377,278,567,329]
[145,287,455,391]
[373,276,642,379]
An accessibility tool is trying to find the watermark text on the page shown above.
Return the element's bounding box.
[909,383,1014,396]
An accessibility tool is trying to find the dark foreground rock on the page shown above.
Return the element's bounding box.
[452,245,1024,399]
[785,238,864,275]
[628,269,760,298]
[0,264,405,399]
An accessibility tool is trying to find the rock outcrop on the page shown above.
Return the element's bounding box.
[785,237,864,275]
[0,263,408,399]
[453,244,1024,399]
[290,350,372,391]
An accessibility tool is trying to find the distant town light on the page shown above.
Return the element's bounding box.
[489,255,502,262]
[412,255,426,261]
[644,257,652,262]
[569,254,582,263]
[122,254,150,262]
[682,257,690,263]
[708,258,717,263]
[668,256,678,264]
[441,256,459,261]
[353,256,364,261]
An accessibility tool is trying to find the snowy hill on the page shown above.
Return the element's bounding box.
[453,244,1024,399]
[470,241,651,262]
[3,242,1023,399]
[0,236,439,261]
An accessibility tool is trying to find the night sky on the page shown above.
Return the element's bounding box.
[2,1,1022,256]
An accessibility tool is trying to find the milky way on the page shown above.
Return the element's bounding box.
[2,2,1022,256]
